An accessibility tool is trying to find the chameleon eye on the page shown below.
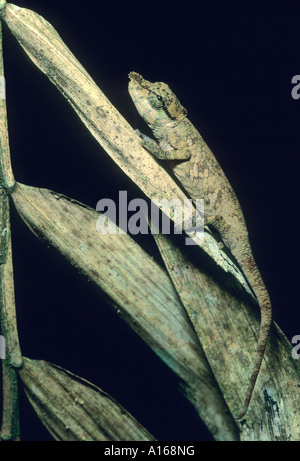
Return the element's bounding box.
[149,91,164,108]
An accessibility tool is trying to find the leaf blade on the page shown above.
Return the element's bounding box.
[1,3,253,297]
[19,357,156,441]
[11,182,239,441]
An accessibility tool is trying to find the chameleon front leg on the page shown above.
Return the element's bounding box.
[135,129,191,160]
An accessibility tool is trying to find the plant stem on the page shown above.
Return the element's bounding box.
[0,17,21,441]
[0,19,15,191]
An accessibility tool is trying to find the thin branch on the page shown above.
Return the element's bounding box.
[0,17,21,441]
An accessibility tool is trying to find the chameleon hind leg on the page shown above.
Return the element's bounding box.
[204,215,232,249]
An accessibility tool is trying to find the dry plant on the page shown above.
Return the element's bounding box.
[0,2,299,441]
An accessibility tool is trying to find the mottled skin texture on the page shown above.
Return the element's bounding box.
[128,72,272,420]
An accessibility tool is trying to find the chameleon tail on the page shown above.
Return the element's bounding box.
[232,239,272,420]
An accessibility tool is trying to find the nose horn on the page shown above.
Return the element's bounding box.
[128,72,151,89]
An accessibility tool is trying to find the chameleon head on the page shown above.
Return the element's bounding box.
[128,72,187,128]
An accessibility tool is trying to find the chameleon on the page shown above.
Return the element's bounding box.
[128,71,272,420]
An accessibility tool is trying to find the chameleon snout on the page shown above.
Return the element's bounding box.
[128,71,151,89]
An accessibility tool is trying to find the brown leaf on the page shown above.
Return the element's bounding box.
[151,227,300,440]
[1,3,252,296]
[11,182,238,441]
[19,357,156,441]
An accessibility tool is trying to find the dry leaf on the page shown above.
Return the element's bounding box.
[19,357,155,441]
[11,182,238,441]
[0,2,253,297]
[151,227,300,440]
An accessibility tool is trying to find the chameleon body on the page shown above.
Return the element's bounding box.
[128,72,272,420]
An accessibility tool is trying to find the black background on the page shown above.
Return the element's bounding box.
[1,0,300,441]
